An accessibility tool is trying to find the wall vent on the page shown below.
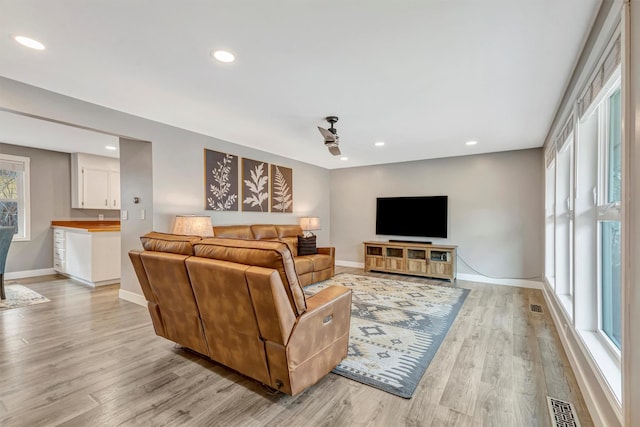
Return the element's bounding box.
[530,304,543,313]
[547,396,581,427]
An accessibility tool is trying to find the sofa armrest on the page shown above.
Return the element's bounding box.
[316,246,335,257]
[316,247,335,276]
[287,286,351,366]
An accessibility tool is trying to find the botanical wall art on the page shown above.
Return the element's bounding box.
[271,164,293,213]
[242,158,269,212]
[205,149,238,211]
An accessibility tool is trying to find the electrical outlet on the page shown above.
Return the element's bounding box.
[98,214,104,221]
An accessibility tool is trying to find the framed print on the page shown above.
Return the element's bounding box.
[205,149,238,211]
[242,158,269,212]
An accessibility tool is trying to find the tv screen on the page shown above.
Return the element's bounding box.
[376,196,448,238]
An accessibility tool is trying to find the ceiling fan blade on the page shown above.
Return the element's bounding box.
[328,145,341,156]
[318,126,336,142]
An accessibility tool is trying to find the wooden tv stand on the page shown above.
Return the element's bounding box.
[363,241,457,283]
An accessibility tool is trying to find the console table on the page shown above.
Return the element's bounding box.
[363,241,457,282]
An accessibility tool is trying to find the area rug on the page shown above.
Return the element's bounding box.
[0,284,50,311]
[305,273,469,398]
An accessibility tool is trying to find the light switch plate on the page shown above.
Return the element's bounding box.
[140,209,145,220]
[122,210,128,220]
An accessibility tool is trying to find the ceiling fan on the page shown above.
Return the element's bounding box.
[317,116,341,156]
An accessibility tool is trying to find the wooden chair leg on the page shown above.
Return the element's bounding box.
[1,273,5,300]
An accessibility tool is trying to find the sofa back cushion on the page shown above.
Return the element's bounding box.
[185,257,272,384]
[213,225,253,240]
[194,237,307,315]
[275,225,302,256]
[139,251,209,355]
[140,232,201,256]
[250,224,278,240]
[276,225,303,238]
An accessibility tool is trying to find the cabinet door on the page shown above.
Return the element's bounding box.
[109,171,120,209]
[82,167,109,209]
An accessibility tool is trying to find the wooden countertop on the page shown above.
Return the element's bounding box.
[51,220,121,232]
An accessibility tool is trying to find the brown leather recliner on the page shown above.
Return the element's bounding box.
[129,232,352,396]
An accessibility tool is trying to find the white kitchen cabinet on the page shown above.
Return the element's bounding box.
[52,225,121,286]
[109,170,120,209]
[71,153,120,210]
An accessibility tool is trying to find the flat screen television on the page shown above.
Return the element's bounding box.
[376,196,448,238]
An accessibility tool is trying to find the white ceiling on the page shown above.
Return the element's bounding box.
[0,1,601,169]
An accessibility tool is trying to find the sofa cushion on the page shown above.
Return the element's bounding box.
[213,225,253,240]
[251,224,278,240]
[302,253,333,272]
[294,257,314,275]
[194,237,307,315]
[140,232,201,255]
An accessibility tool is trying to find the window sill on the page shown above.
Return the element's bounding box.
[577,329,622,405]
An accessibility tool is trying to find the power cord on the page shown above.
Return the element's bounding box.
[456,251,541,281]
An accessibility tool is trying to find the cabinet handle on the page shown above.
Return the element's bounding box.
[113,199,116,207]
[105,199,108,206]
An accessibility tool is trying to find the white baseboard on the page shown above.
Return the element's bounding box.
[456,273,543,289]
[5,268,56,280]
[119,289,146,307]
[335,262,542,289]
[542,283,623,426]
[336,260,365,268]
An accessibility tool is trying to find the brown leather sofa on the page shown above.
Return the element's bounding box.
[129,232,352,396]
[212,224,334,286]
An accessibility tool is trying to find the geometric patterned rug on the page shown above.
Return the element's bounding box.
[305,273,469,398]
[0,284,50,311]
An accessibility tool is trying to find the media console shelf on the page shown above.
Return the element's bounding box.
[364,241,457,282]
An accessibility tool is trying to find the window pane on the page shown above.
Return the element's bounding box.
[0,170,18,199]
[601,221,621,349]
[608,88,622,203]
[0,201,18,234]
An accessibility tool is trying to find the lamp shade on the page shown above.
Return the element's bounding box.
[299,216,320,232]
[171,215,213,237]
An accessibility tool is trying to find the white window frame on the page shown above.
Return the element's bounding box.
[0,153,31,241]
[595,75,622,357]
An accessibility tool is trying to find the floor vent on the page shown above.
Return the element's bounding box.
[547,396,581,427]
[530,304,543,313]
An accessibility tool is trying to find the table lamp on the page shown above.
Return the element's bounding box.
[171,215,213,237]
[299,216,320,237]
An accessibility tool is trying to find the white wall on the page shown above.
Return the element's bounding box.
[0,77,331,297]
[119,138,153,298]
[330,148,543,280]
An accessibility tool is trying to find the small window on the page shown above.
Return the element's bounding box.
[0,154,30,241]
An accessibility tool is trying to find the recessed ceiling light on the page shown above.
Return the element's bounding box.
[374,141,385,147]
[212,50,235,63]
[105,145,117,151]
[13,35,45,50]
[340,157,349,161]
[465,140,478,146]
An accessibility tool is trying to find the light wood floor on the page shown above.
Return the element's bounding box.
[0,269,592,427]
